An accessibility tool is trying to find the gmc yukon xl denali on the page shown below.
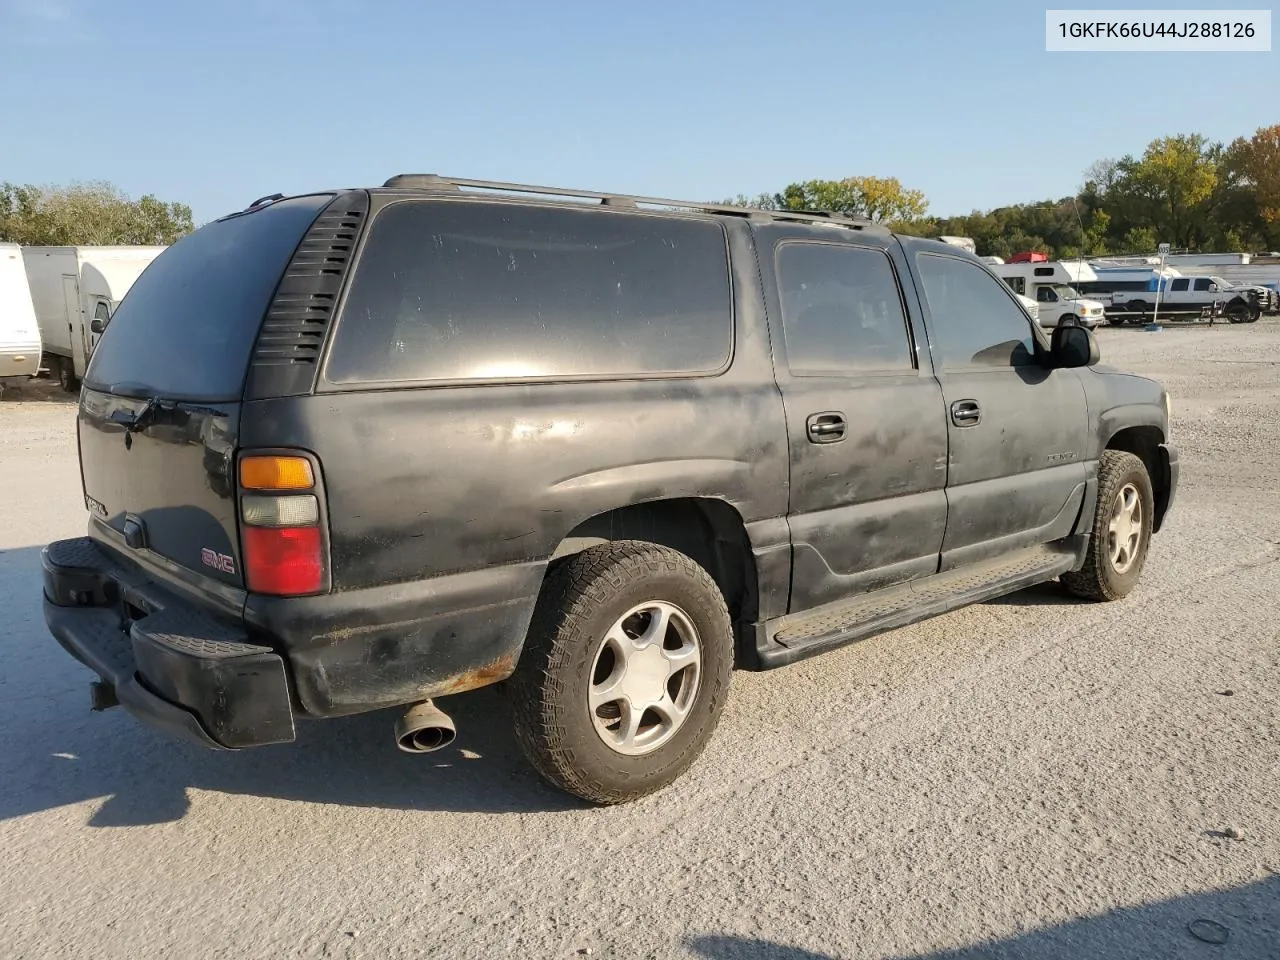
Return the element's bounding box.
[42,175,1179,804]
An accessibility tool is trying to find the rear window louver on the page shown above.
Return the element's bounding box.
[245,191,369,399]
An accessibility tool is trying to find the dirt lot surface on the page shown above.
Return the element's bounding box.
[2,322,1278,960]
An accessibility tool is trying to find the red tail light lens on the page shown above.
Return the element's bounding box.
[243,526,323,596]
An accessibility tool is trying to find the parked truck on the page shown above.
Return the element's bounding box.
[1,243,42,395]
[23,246,165,391]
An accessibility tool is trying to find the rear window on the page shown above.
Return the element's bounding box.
[83,195,331,401]
[324,200,732,384]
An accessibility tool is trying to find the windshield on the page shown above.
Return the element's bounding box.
[1053,284,1083,300]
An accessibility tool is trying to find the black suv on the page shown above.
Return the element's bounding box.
[42,175,1179,804]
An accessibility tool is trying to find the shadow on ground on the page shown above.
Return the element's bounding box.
[0,377,77,404]
[0,545,584,824]
[982,580,1082,607]
[687,875,1280,958]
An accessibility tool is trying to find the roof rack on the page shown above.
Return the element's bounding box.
[381,174,883,231]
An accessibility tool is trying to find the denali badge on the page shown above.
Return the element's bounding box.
[201,548,236,575]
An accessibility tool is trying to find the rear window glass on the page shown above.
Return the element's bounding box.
[83,195,331,401]
[324,200,732,384]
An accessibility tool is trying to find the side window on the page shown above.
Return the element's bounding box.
[1170,278,1189,292]
[915,254,1037,369]
[775,242,914,375]
[1192,278,1212,292]
[1036,286,1055,303]
[325,201,733,384]
[1003,276,1025,295]
[93,302,111,321]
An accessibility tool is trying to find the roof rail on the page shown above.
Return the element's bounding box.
[380,173,883,231]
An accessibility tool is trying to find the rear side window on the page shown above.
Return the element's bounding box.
[325,201,732,384]
[84,195,331,401]
[915,254,1037,369]
[1170,278,1189,291]
[775,242,913,375]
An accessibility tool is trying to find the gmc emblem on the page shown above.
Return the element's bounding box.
[201,548,236,575]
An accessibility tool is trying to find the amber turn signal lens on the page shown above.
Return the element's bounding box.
[240,455,314,491]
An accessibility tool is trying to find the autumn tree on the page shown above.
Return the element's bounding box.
[1224,123,1280,246]
[0,181,194,246]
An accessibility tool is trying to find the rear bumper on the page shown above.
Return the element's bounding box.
[42,538,295,749]
[43,534,544,748]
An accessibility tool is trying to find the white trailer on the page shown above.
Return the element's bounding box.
[0,243,42,392]
[23,245,164,391]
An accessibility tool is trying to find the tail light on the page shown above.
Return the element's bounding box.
[239,454,326,596]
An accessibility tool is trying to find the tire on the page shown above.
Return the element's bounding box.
[509,540,734,805]
[55,358,80,394]
[1062,450,1155,602]
[1107,316,1126,327]
[1059,313,1078,327]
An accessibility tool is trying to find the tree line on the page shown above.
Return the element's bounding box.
[0,181,193,246]
[723,123,1280,259]
[5,123,1277,257]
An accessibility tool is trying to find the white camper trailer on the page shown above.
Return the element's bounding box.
[23,245,164,391]
[0,243,42,392]
[992,260,1107,328]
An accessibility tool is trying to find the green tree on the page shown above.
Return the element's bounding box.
[715,193,778,210]
[778,176,928,223]
[0,181,194,245]
[1109,134,1219,248]
[1119,226,1159,254]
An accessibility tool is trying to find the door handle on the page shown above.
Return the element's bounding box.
[806,412,847,444]
[950,399,982,427]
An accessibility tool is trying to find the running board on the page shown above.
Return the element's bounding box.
[756,544,1080,669]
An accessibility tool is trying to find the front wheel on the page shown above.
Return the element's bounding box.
[1062,451,1155,601]
[509,541,734,805]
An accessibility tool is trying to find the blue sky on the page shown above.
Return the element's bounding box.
[1,0,1275,225]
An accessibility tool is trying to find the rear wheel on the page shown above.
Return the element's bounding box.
[1062,450,1154,602]
[55,358,79,394]
[509,541,733,805]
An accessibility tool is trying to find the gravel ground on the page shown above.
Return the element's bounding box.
[2,322,1278,960]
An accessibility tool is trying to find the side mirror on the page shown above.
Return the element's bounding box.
[1050,324,1099,368]
[90,318,106,334]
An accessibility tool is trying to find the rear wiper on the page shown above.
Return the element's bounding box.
[107,396,169,433]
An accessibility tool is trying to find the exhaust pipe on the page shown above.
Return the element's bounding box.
[395,699,456,754]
